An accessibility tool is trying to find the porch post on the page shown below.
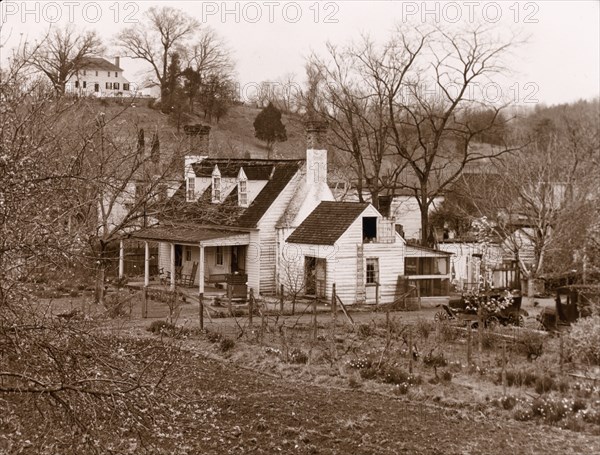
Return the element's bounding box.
[170,243,176,291]
[144,241,150,287]
[118,239,125,278]
[198,244,205,294]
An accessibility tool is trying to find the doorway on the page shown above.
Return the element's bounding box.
[305,256,326,298]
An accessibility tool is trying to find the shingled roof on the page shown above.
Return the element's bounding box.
[80,57,123,72]
[286,201,370,245]
[163,159,303,229]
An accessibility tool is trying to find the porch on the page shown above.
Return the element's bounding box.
[122,224,257,299]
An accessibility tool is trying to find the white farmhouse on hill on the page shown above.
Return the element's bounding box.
[67,57,134,97]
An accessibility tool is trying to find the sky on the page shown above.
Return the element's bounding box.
[1,0,599,106]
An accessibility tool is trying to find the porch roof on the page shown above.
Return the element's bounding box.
[128,224,250,245]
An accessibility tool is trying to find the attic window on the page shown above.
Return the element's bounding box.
[212,165,221,203]
[363,217,377,243]
[237,167,248,207]
[187,177,196,201]
[239,180,248,207]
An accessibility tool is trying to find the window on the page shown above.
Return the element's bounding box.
[239,179,248,206]
[216,246,224,266]
[95,71,98,76]
[185,247,192,262]
[114,82,119,90]
[187,177,195,201]
[362,217,377,242]
[75,80,79,88]
[212,165,221,203]
[83,70,86,76]
[106,82,112,90]
[366,258,379,285]
[94,83,99,92]
[107,71,110,77]
[115,72,118,78]
[83,81,87,88]
[123,83,130,91]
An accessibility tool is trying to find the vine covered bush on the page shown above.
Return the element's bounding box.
[564,315,600,365]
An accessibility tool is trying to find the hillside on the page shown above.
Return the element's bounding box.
[84,98,307,160]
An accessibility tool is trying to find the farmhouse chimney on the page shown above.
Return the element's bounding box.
[305,120,328,185]
[114,56,120,69]
[183,124,211,155]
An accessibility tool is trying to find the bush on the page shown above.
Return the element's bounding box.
[423,351,448,368]
[147,320,175,334]
[564,315,600,366]
[219,337,235,352]
[357,323,374,339]
[416,320,433,340]
[205,330,223,343]
[534,374,555,394]
[289,348,308,364]
[441,370,453,382]
[513,331,545,360]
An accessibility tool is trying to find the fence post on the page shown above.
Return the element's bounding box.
[248,288,254,328]
[142,287,148,318]
[375,281,379,306]
[477,307,483,365]
[228,285,233,316]
[559,335,564,374]
[408,331,414,374]
[199,292,204,331]
[280,284,284,313]
[502,340,507,395]
[467,322,472,365]
[313,298,318,342]
[331,283,337,327]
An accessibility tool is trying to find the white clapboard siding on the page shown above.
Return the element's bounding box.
[256,171,303,294]
[283,205,406,305]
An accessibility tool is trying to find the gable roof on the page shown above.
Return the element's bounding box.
[192,159,275,180]
[286,201,370,245]
[80,57,123,72]
[163,159,303,229]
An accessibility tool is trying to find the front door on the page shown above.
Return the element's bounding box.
[231,245,246,273]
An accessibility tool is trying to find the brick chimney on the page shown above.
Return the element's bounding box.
[114,56,120,69]
[184,124,211,155]
[305,120,328,185]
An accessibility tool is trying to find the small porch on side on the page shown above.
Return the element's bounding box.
[123,224,257,299]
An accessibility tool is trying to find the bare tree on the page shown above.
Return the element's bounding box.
[307,39,414,209]
[28,24,103,95]
[0,42,188,454]
[381,26,519,245]
[116,6,199,99]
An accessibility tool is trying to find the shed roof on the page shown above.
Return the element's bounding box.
[129,224,248,244]
[286,201,370,245]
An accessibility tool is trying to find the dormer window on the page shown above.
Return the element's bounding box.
[237,167,248,207]
[212,165,221,203]
[187,177,196,201]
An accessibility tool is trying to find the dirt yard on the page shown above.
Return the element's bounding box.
[35,291,600,454]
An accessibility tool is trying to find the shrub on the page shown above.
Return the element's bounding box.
[514,331,545,360]
[564,315,600,366]
[147,320,175,334]
[497,395,518,410]
[289,348,308,364]
[513,403,534,421]
[423,351,448,368]
[205,330,223,343]
[219,337,235,352]
[441,370,453,383]
[416,320,433,340]
[357,323,374,339]
[535,374,555,394]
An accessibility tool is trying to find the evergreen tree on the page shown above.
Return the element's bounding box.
[253,102,287,154]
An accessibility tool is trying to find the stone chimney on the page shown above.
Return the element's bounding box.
[305,120,328,185]
[114,56,120,69]
[183,124,211,155]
